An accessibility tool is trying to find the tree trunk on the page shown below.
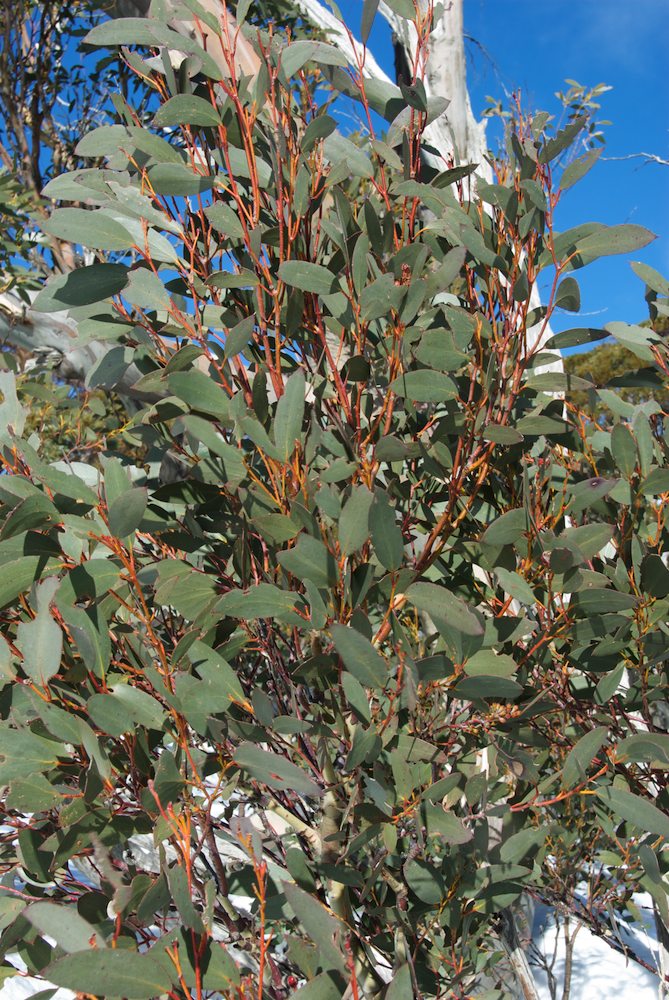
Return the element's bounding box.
[380,0,487,169]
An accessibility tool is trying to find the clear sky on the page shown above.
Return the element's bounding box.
[346,0,669,342]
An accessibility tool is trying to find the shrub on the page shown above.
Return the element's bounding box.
[0,7,667,998]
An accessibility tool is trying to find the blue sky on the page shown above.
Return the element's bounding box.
[349,0,669,342]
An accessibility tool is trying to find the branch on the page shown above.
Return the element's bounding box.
[602,152,669,167]
[0,289,156,399]
[290,0,394,86]
[291,0,451,168]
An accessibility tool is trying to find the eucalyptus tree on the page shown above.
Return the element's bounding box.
[0,3,668,1000]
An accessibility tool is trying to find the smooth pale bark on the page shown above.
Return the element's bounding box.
[379,0,487,169]
[0,290,161,399]
[115,0,261,78]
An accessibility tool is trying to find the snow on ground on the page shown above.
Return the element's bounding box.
[532,896,662,1000]
[0,951,73,1000]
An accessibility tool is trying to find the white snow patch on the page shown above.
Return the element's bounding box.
[532,897,662,1000]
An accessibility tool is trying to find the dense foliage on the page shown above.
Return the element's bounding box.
[0,4,668,998]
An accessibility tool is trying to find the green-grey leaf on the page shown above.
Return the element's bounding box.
[302,114,337,154]
[616,732,669,767]
[154,563,217,622]
[16,582,62,685]
[386,964,412,1000]
[339,486,373,555]
[32,264,129,312]
[544,327,608,350]
[207,269,258,289]
[481,508,527,546]
[0,726,64,783]
[6,774,62,812]
[168,370,230,418]
[291,973,343,999]
[42,209,134,251]
[483,424,524,445]
[85,18,222,78]
[641,554,669,599]
[606,321,660,362]
[282,881,346,973]
[597,786,669,839]
[279,261,337,295]
[389,370,458,403]
[107,683,166,730]
[454,676,523,700]
[424,804,472,844]
[47,950,173,999]
[281,40,348,79]
[186,639,245,709]
[148,163,214,196]
[87,694,132,736]
[370,492,404,571]
[154,95,221,127]
[405,858,445,904]
[571,589,637,613]
[107,488,147,538]
[0,493,58,540]
[564,224,656,270]
[559,148,602,191]
[0,557,52,610]
[562,727,608,788]
[216,584,299,620]
[205,203,245,241]
[331,623,388,689]
[57,604,110,677]
[361,0,380,43]
[234,744,322,796]
[554,276,581,312]
[539,115,587,163]
[611,423,637,478]
[274,371,305,461]
[278,535,336,589]
[595,664,625,705]
[639,469,669,495]
[464,651,517,678]
[555,522,614,561]
[494,567,534,605]
[631,260,669,296]
[26,903,105,953]
[406,583,483,638]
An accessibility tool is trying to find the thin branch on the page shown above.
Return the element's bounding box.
[602,152,669,167]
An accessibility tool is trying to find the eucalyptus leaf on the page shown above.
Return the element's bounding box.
[279,261,337,295]
[32,264,129,312]
[42,209,134,251]
[107,487,147,538]
[370,492,404,571]
[274,371,305,461]
[597,786,669,840]
[562,727,608,788]
[389,370,458,403]
[331,623,388,689]
[153,95,221,127]
[47,950,174,999]
[339,486,373,555]
[235,743,322,796]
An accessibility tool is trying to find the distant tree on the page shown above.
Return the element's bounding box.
[565,332,669,424]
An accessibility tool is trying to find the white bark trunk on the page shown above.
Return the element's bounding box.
[0,290,157,398]
[379,0,488,171]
